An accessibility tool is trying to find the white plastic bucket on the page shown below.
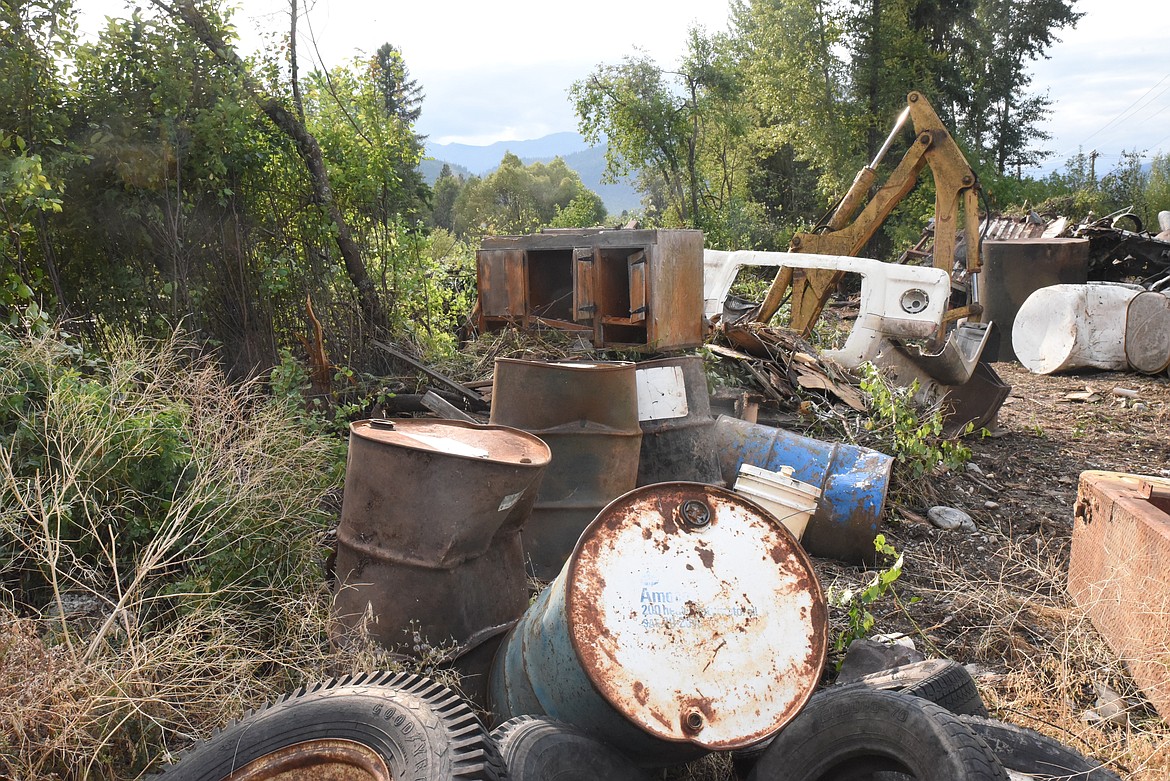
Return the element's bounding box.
[1012,283,1142,374]
[733,464,821,541]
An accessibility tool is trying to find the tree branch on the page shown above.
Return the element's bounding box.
[154,0,388,333]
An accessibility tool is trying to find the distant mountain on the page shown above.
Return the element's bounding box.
[418,158,472,184]
[556,146,642,216]
[421,132,643,217]
[426,132,591,176]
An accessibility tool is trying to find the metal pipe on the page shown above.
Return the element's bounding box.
[871,105,913,169]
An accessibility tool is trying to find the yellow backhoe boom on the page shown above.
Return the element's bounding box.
[757,91,984,335]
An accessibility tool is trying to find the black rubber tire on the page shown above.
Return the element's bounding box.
[958,715,1122,781]
[851,658,989,717]
[158,671,504,780]
[490,715,649,780]
[746,687,1010,781]
[735,662,987,779]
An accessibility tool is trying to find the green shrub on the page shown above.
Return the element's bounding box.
[0,328,341,619]
[0,327,354,778]
[857,362,971,490]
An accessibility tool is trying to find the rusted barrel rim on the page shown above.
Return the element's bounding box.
[350,418,552,468]
[223,738,391,780]
[563,481,829,749]
[494,357,635,373]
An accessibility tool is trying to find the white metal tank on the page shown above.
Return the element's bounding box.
[1012,283,1142,374]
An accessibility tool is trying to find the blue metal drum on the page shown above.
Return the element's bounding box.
[712,415,894,564]
[490,482,827,766]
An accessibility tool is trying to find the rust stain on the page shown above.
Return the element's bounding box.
[698,547,715,569]
[221,738,392,780]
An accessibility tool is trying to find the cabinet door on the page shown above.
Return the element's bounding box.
[477,249,527,319]
[628,249,647,323]
[573,247,596,322]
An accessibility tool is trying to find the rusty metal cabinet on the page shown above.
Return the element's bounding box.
[476,229,704,350]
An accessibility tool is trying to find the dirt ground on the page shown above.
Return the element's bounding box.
[812,361,1170,779]
[462,329,1170,778]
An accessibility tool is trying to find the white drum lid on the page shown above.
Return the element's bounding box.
[564,483,827,749]
[1125,291,1170,374]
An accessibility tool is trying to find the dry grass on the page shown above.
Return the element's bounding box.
[887,530,1170,780]
[0,330,403,779]
[3,329,1166,780]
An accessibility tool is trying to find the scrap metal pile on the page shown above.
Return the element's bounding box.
[157,225,1127,779]
[973,209,1170,377]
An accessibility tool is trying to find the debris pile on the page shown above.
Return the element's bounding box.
[155,225,1146,780]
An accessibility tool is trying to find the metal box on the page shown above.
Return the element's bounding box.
[1069,470,1170,720]
[477,229,704,350]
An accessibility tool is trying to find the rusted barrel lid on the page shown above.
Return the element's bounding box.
[351,419,551,467]
[1125,291,1170,374]
[564,482,827,749]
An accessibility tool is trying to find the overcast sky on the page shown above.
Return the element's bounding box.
[76,0,1169,177]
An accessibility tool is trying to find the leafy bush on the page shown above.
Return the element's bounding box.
[0,328,355,778]
[1,329,342,612]
[827,534,905,658]
[857,362,971,490]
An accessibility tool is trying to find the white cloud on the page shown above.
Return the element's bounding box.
[74,0,1169,163]
[1026,0,1170,173]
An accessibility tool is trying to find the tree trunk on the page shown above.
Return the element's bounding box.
[161,0,389,335]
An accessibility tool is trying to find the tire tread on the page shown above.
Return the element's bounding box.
[958,714,1122,781]
[158,670,504,780]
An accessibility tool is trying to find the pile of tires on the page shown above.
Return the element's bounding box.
[736,660,1120,781]
[158,662,1120,781]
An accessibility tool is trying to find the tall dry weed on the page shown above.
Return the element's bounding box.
[898,534,1170,780]
[0,329,374,779]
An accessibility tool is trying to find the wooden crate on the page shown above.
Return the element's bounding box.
[1069,470,1170,720]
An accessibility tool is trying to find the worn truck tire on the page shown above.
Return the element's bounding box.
[490,715,648,780]
[733,661,986,779]
[158,671,504,781]
[958,715,1122,781]
[852,658,989,717]
[747,687,1010,781]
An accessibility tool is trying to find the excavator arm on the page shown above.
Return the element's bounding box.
[757,91,984,336]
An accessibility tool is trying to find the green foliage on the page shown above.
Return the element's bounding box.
[858,362,971,483]
[1146,153,1170,218]
[571,26,749,233]
[827,533,904,656]
[452,153,605,237]
[549,192,607,229]
[1036,148,1164,228]
[0,328,339,617]
[1,133,64,328]
[430,164,461,231]
[732,0,864,197]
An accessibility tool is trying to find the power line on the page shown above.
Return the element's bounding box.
[1077,72,1170,148]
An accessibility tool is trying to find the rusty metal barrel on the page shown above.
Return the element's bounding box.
[331,419,550,654]
[490,359,642,580]
[1125,290,1170,375]
[712,415,894,565]
[490,482,828,766]
[635,354,723,486]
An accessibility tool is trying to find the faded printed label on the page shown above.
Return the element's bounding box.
[636,366,689,422]
[633,578,760,630]
[498,490,524,512]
